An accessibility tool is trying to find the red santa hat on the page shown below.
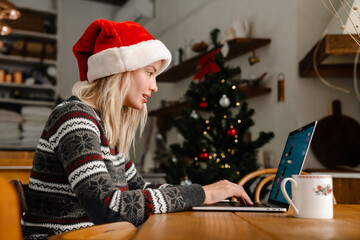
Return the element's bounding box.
[73,19,172,82]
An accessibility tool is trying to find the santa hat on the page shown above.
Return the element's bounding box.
[73,19,172,82]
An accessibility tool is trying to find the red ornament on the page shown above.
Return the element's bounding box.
[227,128,237,137]
[199,152,209,161]
[199,101,208,109]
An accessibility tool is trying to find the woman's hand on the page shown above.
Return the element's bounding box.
[202,180,253,205]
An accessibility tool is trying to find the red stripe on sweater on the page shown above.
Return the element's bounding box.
[143,189,154,217]
[104,192,114,205]
[154,184,162,189]
[109,148,117,155]
[125,160,133,171]
[65,154,103,175]
[104,186,129,206]
[47,111,109,145]
[118,186,129,191]
[48,112,98,136]
[41,130,50,140]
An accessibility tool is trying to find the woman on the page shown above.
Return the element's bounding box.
[23,19,252,239]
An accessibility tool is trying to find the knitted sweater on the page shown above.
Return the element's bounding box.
[23,96,205,240]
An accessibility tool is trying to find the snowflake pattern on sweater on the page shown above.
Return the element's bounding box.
[23,96,205,239]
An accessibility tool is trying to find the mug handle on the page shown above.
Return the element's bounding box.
[280,177,299,215]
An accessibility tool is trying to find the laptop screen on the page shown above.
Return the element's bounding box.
[267,121,317,208]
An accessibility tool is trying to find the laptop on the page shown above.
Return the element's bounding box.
[192,121,317,212]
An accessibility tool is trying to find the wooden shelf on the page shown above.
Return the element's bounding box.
[10,29,58,42]
[149,86,271,118]
[158,38,271,82]
[0,98,55,107]
[0,82,56,92]
[0,54,57,66]
[299,34,360,78]
[18,6,57,17]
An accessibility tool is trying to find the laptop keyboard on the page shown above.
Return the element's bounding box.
[212,201,267,207]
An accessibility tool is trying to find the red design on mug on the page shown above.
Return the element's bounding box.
[313,184,332,196]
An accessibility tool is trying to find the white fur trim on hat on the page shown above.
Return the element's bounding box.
[87,39,171,82]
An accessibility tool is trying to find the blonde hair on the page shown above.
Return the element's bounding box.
[72,72,147,157]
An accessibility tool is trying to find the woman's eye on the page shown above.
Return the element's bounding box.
[148,72,153,76]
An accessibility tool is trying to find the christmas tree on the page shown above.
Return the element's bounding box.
[161,29,274,187]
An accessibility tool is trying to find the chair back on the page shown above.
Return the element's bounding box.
[10,179,28,215]
[237,168,310,203]
[0,177,23,240]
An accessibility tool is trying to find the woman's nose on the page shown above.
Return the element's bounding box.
[150,78,158,92]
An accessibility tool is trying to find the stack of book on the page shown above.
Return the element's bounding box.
[21,106,52,148]
[0,109,22,147]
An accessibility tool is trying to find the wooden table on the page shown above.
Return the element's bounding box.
[133,204,360,240]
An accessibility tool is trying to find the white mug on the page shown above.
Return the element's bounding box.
[281,175,333,219]
[232,19,249,38]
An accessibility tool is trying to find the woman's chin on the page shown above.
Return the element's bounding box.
[130,104,143,110]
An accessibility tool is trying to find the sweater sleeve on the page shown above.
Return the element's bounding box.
[125,158,205,210]
[50,109,205,226]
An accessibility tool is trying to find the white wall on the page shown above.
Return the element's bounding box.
[58,0,120,98]
[296,0,360,169]
[140,0,360,171]
[56,0,360,171]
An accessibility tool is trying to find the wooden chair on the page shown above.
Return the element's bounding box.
[9,179,28,217]
[9,179,137,240]
[237,168,310,203]
[0,177,23,240]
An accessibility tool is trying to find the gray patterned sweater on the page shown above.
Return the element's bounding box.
[23,96,205,240]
